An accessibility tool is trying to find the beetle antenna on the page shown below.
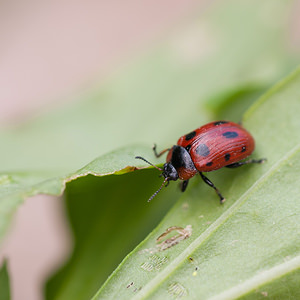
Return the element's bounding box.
[135,156,163,172]
[148,177,168,202]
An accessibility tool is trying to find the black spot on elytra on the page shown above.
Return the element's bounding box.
[195,144,210,157]
[206,161,213,167]
[225,153,231,161]
[214,121,229,126]
[241,146,246,152]
[223,131,238,139]
[185,131,196,141]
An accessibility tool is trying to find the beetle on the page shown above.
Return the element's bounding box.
[136,120,266,203]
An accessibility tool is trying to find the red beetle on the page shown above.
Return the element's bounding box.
[136,120,265,203]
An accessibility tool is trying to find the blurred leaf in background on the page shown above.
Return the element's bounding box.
[0,261,10,300]
[0,0,299,299]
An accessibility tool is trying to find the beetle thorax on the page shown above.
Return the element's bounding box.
[166,145,197,181]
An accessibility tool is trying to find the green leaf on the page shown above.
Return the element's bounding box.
[240,266,300,300]
[0,0,296,243]
[44,1,300,299]
[0,261,10,300]
[93,68,300,299]
[46,169,179,300]
[0,0,298,299]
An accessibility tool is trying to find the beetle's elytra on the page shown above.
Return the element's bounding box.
[136,120,266,203]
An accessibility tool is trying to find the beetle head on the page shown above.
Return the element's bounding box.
[135,156,178,202]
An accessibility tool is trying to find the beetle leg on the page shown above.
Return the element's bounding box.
[226,158,266,168]
[199,172,225,204]
[153,144,171,158]
[180,180,189,192]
